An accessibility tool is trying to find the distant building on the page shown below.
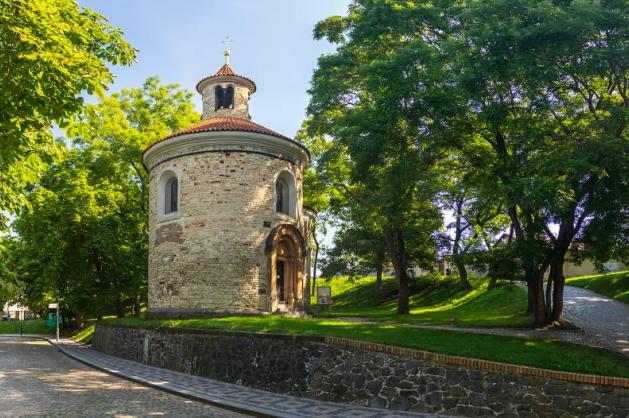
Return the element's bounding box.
[2,302,31,320]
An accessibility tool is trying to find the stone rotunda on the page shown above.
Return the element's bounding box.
[143,48,314,316]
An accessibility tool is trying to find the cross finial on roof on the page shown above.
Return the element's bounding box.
[222,36,231,64]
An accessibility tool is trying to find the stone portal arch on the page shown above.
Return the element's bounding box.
[265,224,306,313]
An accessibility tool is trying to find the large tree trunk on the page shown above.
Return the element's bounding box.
[375,241,385,297]
[551,258,566,323]
[452,197,471,290]
[133,293,141,317]
[526,283,535,314]
[530,274,547,326]
[545,264,554,320]
[114,295,125,318]
[376,264,383,288]
[455,260,471,289]
[384,223,410,315]
[75,311,84,329]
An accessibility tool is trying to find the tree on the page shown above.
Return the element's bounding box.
[67,76,199,217]
[13,149,147,324]
[0,0,135,229]
[437,159,510,289]
[312,0,627,325]
[309,2,448,314]
[450,0,629,324]
[299,125,335,297]
[321,221,387,287]
[10,77,199,321]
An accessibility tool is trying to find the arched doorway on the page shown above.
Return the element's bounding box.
[265,224,306,313]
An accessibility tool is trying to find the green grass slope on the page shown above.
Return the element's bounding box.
[566,270,628,304]
[313,275,531,327]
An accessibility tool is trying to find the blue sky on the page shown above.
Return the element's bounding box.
[79,0,351,138]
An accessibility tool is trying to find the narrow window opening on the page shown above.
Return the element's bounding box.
[225,85,234,109]
[276,178,287,214]
[165,177,178,214]
[215,85,234,110]
[215,86,224,110]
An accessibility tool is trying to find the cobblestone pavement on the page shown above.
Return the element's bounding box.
[40,337,442,418]
[562,285,629,356]
[0,337,247,417]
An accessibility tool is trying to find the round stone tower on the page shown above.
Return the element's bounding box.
[143,50,311,317]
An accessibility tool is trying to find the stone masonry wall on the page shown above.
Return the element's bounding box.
[147,144,304,314]
[93,324,629,417]
[202,82,250,119]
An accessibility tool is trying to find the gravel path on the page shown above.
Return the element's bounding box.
[562,285,629,356]
[0,337,247,417]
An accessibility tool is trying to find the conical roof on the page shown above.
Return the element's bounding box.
[163,117,291,141]
[196,62,256,94]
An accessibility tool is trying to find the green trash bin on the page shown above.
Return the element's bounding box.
[47,313,57,328]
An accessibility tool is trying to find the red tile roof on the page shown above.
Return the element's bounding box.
[196,63,257,93]
[213,63,236,76]
[143,117,310,160]
[162,117,290,140]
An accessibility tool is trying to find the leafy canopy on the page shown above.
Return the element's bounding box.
[0,0,136,227]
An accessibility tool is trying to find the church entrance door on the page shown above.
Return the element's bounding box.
[276,260,286,303]
[265,224,306,313]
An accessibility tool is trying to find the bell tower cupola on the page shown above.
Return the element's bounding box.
[196,38,256,120]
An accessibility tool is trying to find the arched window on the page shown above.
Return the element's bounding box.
[275,171,296,217]
[225,85,234,109]
[158,169,180,219]
[165,177,178,214]
[215,85,234,110]
[215,86,224,110]
[276,178,287,214]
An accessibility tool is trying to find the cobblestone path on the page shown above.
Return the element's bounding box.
[0,337,247,417]
[562,285,629,356]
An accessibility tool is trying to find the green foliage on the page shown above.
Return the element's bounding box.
[106,316,629,377]
[310,0,628,323]
[320,225,386,278]
[0,319,54,335]
[10,77,199,320]
[314,275,531,327]
[12,150,147,319]
[566,271,629,304]
[0,0,136,229]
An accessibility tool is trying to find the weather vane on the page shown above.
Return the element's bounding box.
[222,36,231,64]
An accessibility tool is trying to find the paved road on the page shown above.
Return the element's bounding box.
[0,337,247,417]
[562,285,629,356]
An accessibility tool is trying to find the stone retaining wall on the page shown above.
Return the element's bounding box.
[92,324,629,417]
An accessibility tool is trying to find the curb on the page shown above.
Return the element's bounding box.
[48,339,286,418]
[2,336,435,418]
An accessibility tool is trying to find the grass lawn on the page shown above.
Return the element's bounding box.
[0,319,54,335]
[566,270,629,304]
[312,275,532,327]
[70,320,97,342]
[104,315,629,378]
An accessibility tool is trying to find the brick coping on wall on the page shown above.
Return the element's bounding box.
[324,336,629,389]
[97,323,629,388]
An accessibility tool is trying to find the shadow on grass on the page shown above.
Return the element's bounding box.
[314,275,531,328]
